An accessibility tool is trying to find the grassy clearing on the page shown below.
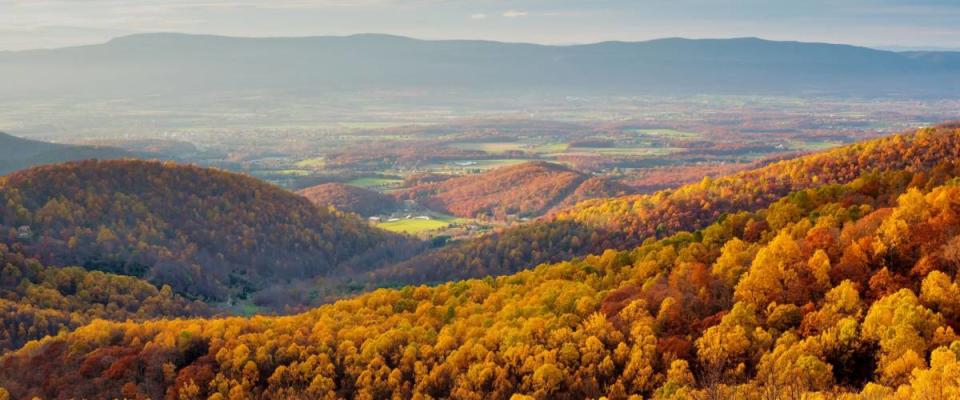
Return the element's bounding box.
[376,214,468,234]
[294,157,325,170]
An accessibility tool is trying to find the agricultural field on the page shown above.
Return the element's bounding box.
[374,213,470,234]
[294,157,325,170]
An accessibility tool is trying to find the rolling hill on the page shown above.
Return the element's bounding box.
[298,183,401,217]
[2,33,959,99]
[0,132,139,175]
[366,123,960,286]
[0,160,416,302]
[393,161,632,220]
[7,140,960,398]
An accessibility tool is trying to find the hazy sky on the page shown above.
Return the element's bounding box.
[2,0,960,51]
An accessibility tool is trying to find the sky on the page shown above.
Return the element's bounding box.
[2,0,960,51]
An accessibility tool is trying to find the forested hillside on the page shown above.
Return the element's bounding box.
[6,151,960,398]
[393,161,629,220]
[299,183,401,218]
[0,243,211,354]
[549,176,636,213]
[0,160,415,301]
[0,132,139,174]
[372,124,960,286]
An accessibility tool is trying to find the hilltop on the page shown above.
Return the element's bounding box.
[0,132,139,174]
[0,160,416,302]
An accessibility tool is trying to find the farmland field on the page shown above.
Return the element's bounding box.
[375,214,467,234]
[294,158,325,169]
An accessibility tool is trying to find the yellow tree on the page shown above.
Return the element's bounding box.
[862,289,949,386]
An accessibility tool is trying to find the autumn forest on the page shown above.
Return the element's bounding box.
[1,119,960,399]
[3,9,960,398]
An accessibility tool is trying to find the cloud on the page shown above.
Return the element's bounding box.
[502,10,528,18]
[470,13,487,20]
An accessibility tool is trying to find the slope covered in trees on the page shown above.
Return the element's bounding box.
[7,156,960,398]
[0,243,210,354]
[394,161,629,220]
[372,124,960,286]
[298,183,400,218]
[0,132,139,175]
[549,176,635,213]
[0,160,414,301]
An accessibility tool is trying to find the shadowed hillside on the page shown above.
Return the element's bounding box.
[0,132,139,175]
[0,243,211,354]
[0,160,418,301]
[299,183,401,217]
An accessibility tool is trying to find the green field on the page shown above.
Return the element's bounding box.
[347,177,403,188]
[376,214,467,234]
[294,157,325,170]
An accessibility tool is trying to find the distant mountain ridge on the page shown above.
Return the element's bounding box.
[0,132,138,174]
[1,33,958,98]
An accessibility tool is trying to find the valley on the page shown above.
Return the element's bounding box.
[2,25,960,398]
[4,124,960,399]
[6,94,955,241]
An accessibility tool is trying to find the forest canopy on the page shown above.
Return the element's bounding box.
[5,125,960,399]
[0,160,415,302]
[370,124,960,289]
